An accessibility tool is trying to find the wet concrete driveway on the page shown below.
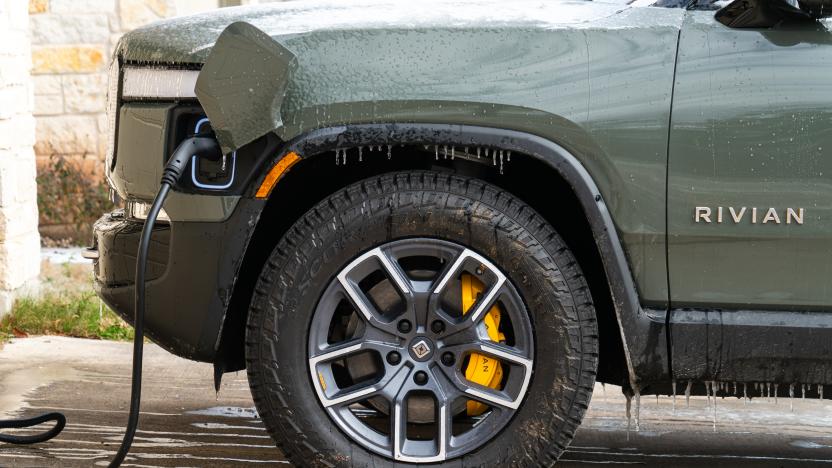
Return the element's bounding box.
[2,336,832,467]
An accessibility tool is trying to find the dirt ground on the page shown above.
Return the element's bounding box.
[2,336,832,466]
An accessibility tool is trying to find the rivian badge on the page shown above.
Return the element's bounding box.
[694,206,804,225]
[411,339,432,360]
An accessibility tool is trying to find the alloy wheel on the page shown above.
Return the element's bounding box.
[308,238,535,462]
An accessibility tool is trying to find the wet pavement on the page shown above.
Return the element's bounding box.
[1,336,832,466]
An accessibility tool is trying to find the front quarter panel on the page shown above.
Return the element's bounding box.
[197,6,684,306]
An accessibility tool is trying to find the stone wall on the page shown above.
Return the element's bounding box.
[0,0,41,316]
[28,0,279,180]
[30,0,177,182]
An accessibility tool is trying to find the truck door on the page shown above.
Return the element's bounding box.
[667,11,832,380]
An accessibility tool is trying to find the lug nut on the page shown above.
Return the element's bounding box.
[397,320,412,333]
[441,352,455,367]
[430,320,445,334]
[387,351,401,365]
[413,371,428,386]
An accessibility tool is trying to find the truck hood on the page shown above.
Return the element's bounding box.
[118,0,634,64]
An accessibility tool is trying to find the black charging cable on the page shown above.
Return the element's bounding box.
[108,135,221,467]
[0,413,65,445]
[0,135,220,468]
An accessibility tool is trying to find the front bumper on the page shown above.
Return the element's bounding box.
[97,93,280,362]
[91,200,263,362]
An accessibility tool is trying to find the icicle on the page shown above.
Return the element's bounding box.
[820,384,824,400]
[387,145,392,160]
[358,146,363,162]
[706,381,711,403]
[476,147,481,158]
[802,384,806,400]
[443,145,448,159]
[743,383,748,405]
[774,383,779,404]
[734,381,737,396]
[335,148,340,165]
[625,392,632,441]
[685,380,692,408]
[507,150,512,162]
[711,381,717,432]
[634,389,641,433]
[766,382,771,402]
[491,149,496,166]
[435,145,439,160]
[499,150,504,174]
[789,383,794,412]
[451,146,455,160]
[671,380,677,413]
[343,148,348,165]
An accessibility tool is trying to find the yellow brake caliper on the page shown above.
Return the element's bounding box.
[461,273,505,416]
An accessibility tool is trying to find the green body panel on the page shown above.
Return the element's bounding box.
[117,3,688,305]
[668,12,832,309]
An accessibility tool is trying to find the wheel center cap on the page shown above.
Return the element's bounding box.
[409,337,434,361]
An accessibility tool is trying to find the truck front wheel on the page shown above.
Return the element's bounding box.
[246,170,598,466]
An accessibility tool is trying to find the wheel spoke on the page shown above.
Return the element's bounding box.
[391,369,449,462]
[430,248,508,330]
[309,340,402,408]
[391,391,408,461]
[337,247,417,334]
[431,248,474,296]
[464,277,506,325]
[442,342,532,410]
[375,247,413,298]
[436,386,454,460]
[337,275,379,322]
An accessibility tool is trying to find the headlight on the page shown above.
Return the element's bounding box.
[121,67,199,100]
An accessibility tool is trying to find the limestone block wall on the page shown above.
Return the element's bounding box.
[28,0,291,241]
[29,0,177,180]
[0,0,41,316]
[29,0,291,177]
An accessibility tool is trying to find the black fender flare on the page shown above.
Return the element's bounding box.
[221,123,668,386]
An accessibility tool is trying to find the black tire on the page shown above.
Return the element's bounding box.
[246,171,598,467]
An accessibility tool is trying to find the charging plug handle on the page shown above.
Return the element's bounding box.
[162,136,222,186]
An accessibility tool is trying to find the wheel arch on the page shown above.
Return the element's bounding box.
[215,124,668,387]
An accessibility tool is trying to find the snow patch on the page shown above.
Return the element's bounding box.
[186,406,259,419]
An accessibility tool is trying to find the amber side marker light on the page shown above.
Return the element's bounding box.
[255,151,301,199]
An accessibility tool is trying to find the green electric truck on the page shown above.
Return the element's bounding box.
[89,0,832,465]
